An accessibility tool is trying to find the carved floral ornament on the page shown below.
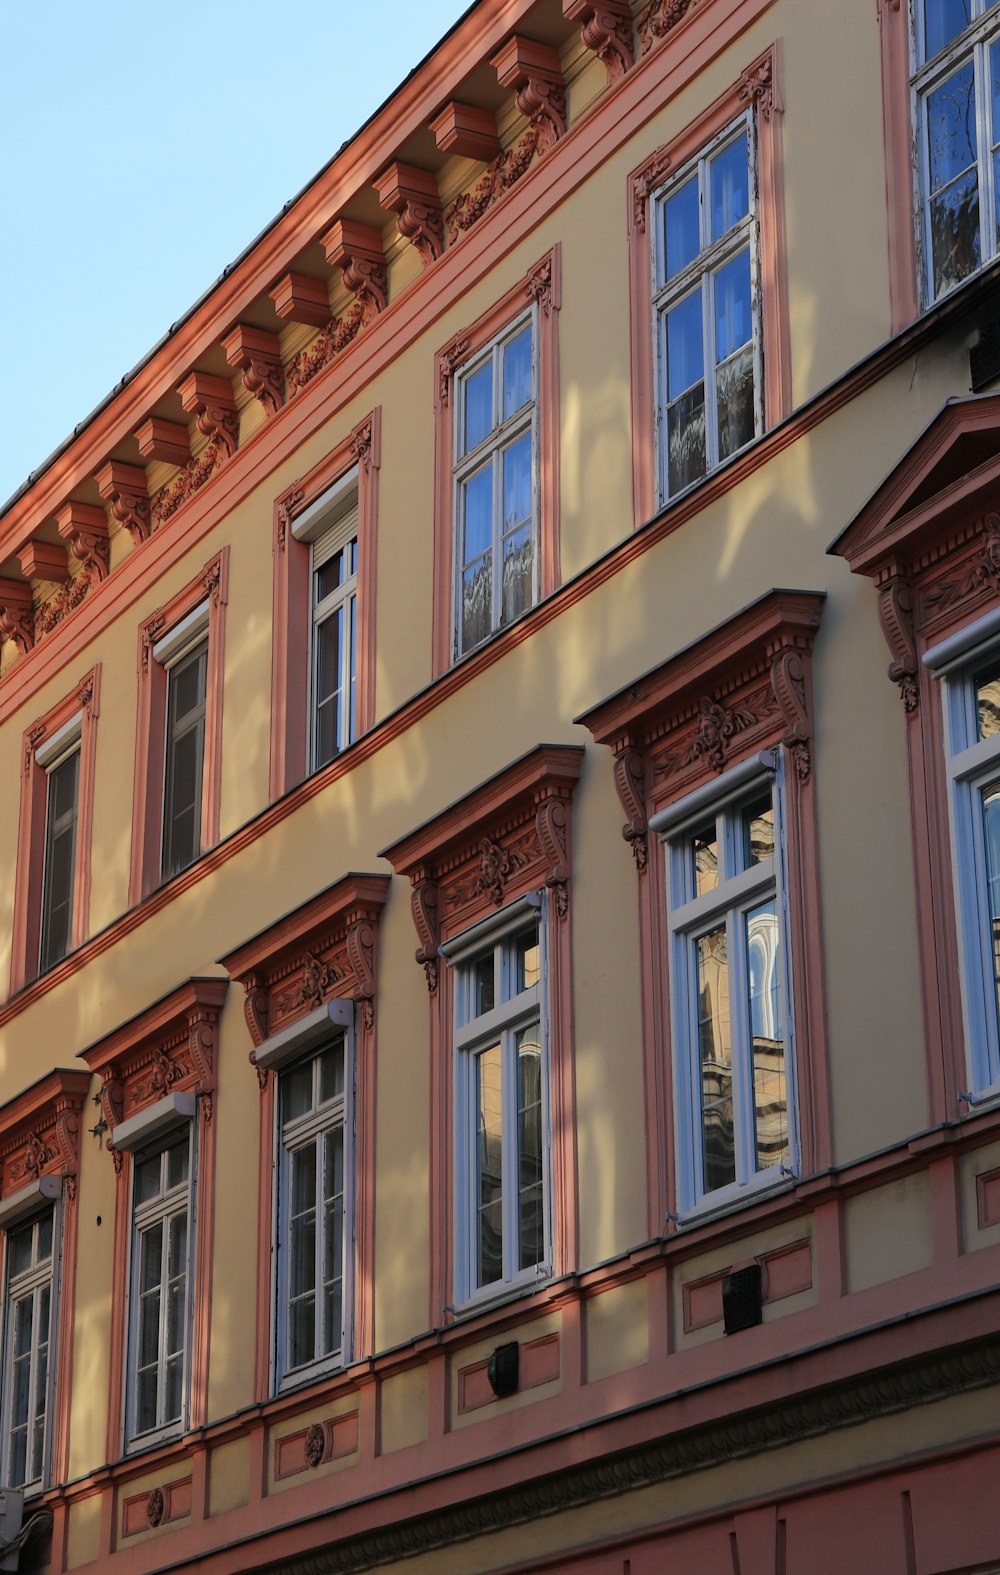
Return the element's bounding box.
[0,1072,91,1207]
[382,745,585,995]
[218,875,390,1091]
[577,591,826,873]
[78,980,227,1174]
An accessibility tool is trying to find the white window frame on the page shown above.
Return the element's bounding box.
[657,753,797,1220]
[449,894,551,1310]
[272,1020,356,1392]
[35,715,83,977]
[911,0,1000,305]
[124,1126,195,1449]
[932,619,1000,1100]
[452,309,540,659]
[155,603,210,883]
[651,113,764,506]
[292,467,361,773]
[0,1201,60,1495]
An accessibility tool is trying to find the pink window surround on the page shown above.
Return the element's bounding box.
[9,664,101,996]
[577,590,830,1237]
[627,45,792,528]
[219,872,390,1400]
[128,548,229,906]
[0,1068,91,1486]
[270,409,381,800]
[877,0,921,333]
[832,391,1000,1126]
[432,247,562,678]
[77,977,228,1458]
[381,743,584,1325]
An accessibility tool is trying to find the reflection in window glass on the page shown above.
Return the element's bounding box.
[454,317,537,657]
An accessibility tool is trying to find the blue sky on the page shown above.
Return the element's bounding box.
[0,0,470,508]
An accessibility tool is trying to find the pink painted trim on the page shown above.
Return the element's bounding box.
[9,665,101,994]
[626,44,791,526]
[128,549,229,905]
[253,1075,276,1404]
[432,247,561,679]
[189,1095,215,1430]
[269,409,381,800]
[878,0,920,332]
[104,1162,131,1464]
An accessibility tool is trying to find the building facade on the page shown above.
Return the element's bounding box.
[1,0,1000,1570]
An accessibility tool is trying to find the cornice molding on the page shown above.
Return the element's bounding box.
[261,1334,1000,1574]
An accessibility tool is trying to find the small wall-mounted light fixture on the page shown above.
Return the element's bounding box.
[722,1263,763,1334]
[486,1340,520,1397]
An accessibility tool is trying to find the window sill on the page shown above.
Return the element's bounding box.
[450,1267,553,1323]
[671,1172,795,1233]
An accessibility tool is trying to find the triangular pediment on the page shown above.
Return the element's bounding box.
[831,391,1000,575]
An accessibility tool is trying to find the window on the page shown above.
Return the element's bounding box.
[275,1035,353,1386]
[161,634,208,881]
[1,1207,57,1493]
[130,550,227,904]
[940,643,1000,1095]
[627,51,790,525]
[126,1130,193,1445]
[453,316,537,657]
[432,250,561,677]
[270,413,380,798]
[913,0,1000,303]
[11,667,100,994]
[38,736,81,975]
[292,468,360,772]
[652,118,762,501]
[452,910,549,1302]
[664,763,795,1213]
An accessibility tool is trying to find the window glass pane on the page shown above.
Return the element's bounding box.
[926,62,981,296]
[743,796,775,868]
[462,361,493,454]
[164,1355,183,1424]
[461,556,493,655]
[502,326,532,420]
[746,898,788,1172]
[982,783,1000,1036]
[319,1041,345,1103]
[501,523,534,626]
[514,926,540,993]
[976,658,1000,739]
[315,605,345,769]
[9,1224,33,1278]
[137,1367,157,1434]
[166,1138,189,1191]
[472,953,495,1018]
[461,461,493,566]
[140,1222,163,1296]
[13,1297,32,1363]
[697,925,735,1193]
[516,1026,544,1271]
[927,62,978,191]
[476,1043,504,1287]
[667,384,707,496]
[666,287,705,400]
[39,750,80,973]
[283,1061,313,1124]
[716,344,755,463]
[663,174,700,281]
[714,247,752,363]
[930,168,981,295]
[36,1212,53,1264]
[502,432,532,533]
[691,824,719,895]
[709,131,749,242]
[923,0,971,58]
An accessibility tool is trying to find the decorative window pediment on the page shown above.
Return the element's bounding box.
[78,977,228,1172]
[381,744,584,993]
[0,1070,91,1208]
[832,390,1000,714]
[577,589,825,872]
[219,873,391,1083]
